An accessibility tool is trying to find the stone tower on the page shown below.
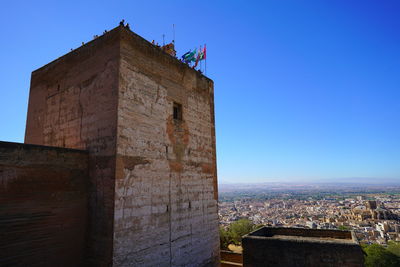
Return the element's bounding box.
[25,25,219,266]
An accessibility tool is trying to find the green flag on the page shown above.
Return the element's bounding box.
[184,49,197,63]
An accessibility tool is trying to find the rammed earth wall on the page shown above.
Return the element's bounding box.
[0,141,88,266]
[25,28,120,265]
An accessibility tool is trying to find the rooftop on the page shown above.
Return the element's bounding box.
[32,23,211,82]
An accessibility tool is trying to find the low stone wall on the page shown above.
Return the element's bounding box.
[0,141,89,266]
[243,227,364,267]
[251,227,352,239]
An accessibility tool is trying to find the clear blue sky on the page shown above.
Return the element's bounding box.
[1,1,399,183]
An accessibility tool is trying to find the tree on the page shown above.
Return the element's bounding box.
[362,243,400,267]
[387,241,400,257]
[338,225,351,231]
[219,219,262,249]
[219,227,232,250]
[227,219,256,245]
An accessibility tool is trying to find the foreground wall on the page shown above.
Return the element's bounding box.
[0,141,88,266]
[112,28,219,266]
[243,227,364,267]
[24,27,121,266]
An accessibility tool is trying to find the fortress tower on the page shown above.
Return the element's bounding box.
[24,25,219,266]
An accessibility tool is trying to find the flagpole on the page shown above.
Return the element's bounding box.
[173,24,175,45]
[200,45,202,72]
[205,43,207,76]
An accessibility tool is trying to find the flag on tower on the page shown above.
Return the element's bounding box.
[182,49,197,64]
[193,45,207,68]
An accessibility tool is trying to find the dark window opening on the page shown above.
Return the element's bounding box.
[173,102,182,121]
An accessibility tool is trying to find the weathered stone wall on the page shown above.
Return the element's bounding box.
[112,28,219,266]
[0,141,88,267]
[24,28,121,266]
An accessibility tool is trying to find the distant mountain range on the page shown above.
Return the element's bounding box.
[219,177,400,186]
[218,178,400,193]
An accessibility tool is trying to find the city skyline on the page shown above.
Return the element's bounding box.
[1,1,399,183]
